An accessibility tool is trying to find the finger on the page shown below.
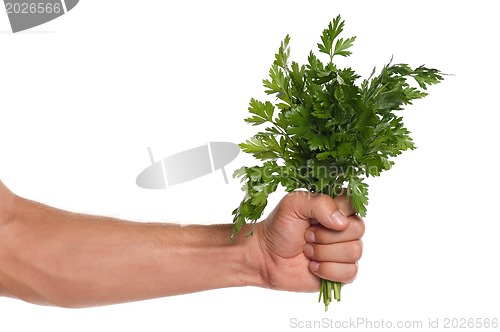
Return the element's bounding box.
[303,240,363,263]
[306,215,365,244]
[285,191,349,231]
[305,194,356,224]
[333,193,356,217]
[309,261,358,284]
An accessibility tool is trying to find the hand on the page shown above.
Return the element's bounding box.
[254,191,365,292]
[0,180,362,306]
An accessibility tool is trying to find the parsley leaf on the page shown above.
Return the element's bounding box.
[231,15,444,310]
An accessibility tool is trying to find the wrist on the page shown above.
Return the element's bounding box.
[231,223,269,289]
[151,222,269,293]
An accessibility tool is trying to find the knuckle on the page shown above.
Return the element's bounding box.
[350,240,363,261]
[346,264,358,282]
[333,192,348,204]
[351,219,366,238]
[315,193,332,206]
[283,191,298,203]
[285,190,315,207]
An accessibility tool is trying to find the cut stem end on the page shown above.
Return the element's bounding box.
[319,279,341,311]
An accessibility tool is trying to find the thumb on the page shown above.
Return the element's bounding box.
[285,191,349,231]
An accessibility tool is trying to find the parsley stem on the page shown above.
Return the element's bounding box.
[320,279,341,311]
[334,281,341,301]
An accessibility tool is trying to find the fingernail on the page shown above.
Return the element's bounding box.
[304,243,314,258]
[331,210,348,227]
[310,261,319,272]
[305,230,315,243]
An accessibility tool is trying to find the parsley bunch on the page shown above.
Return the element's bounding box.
[231,15,444,310]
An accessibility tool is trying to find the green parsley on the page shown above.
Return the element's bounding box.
[231,15,444,311]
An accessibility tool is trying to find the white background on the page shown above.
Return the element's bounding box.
[1,0,499,331]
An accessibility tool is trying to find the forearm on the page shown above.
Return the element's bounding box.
[0,195,266,307]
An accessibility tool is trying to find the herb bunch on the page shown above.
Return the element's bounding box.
[231,15,444,310]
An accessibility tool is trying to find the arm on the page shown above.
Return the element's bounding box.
[0,181,364,308]
[0,183,266,307]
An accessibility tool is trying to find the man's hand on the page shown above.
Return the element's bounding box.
[0,180,364,307]
[254,191,365,292]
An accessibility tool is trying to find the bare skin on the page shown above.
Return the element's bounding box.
[0,180,364,308]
